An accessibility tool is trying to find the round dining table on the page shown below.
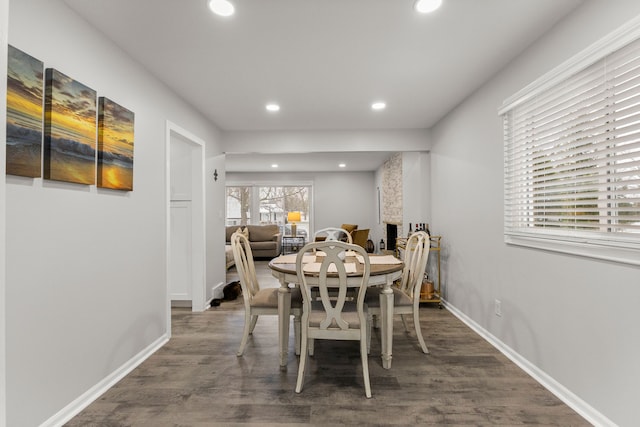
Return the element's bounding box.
[268,252,404,370]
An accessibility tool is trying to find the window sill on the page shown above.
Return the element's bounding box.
[505,233,640,267]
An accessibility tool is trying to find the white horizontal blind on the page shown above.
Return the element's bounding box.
[503,37,640,249]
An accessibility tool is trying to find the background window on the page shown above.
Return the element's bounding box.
[226,185,311,237]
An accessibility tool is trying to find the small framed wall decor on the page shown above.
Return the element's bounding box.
[97,97,134,191]
[43,68,97,185]
[6,45,44,177]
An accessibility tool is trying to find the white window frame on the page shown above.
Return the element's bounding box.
[500,15,640,267]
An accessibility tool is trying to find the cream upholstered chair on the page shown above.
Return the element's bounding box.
[340,223,358,237]
[314,227,353,243]
[295,240,372,398]
[231,231,302,357]
[351,228,370,249]
[366,231,430,354]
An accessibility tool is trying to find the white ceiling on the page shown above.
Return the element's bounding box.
[225,151,397,173]
[64,0,584,171]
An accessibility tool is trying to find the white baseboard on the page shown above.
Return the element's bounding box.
[209,281,225,301]
[41,334,169,427]
[443,301,615,427]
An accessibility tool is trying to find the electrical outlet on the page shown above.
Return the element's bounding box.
[495,299,502,317]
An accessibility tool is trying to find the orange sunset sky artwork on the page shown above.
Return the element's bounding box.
[98,97,134,191]
[44,68,97,185]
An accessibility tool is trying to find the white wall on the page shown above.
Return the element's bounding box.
[0,0,8,425]
[206,154,227,300]
[226,171,377,240]
[6,0,223,425]
[430,1,640,426]
[223,129,430,153]
[403,152,431,233]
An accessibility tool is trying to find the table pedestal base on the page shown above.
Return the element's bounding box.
[379,279,394,369]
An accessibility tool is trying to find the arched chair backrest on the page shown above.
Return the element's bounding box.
[231,230,304,359]
[398,231,430,298]
[314,227,353,244]
[230,231,260,306]
[294,240,372,397]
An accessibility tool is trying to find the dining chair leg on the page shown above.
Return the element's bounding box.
[249,314,259,334]
[237,310,252,357]
[308,338,315,357]
[413,304,429,354]
[295,336,309,393]
[360,333,372,398]
[371,314,380,329]
[400,313,410,332]
[366,314,373,354]
[294,315,301,356]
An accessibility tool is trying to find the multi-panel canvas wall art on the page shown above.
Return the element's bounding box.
[98,97,134,191]
[44,68,97,185]
[6,45,44,177]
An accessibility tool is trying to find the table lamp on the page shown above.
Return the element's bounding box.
[287,211,301,236]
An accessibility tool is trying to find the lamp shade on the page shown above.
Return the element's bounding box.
[287,211,301,222]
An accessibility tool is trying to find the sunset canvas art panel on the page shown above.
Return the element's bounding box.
[6,45,44,177]
[98,97,134,191]
[44,68,96,184]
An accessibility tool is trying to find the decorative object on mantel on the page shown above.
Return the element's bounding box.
[6,45,44,178]
[98,97,134,191]
[44,68,97,185]
[366,239,375,253]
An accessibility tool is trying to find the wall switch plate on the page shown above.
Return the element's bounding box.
[495,299,502,317]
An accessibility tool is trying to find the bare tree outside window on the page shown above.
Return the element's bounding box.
[226,186,251,225]
[226,185,311,234]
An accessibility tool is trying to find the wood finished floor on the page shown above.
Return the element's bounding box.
[66,261,590,426]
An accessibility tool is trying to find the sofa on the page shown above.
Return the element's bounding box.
[225,225,283,264]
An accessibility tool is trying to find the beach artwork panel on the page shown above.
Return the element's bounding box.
[98,97,134,191]
[6,45,44,177]
[44,68,96,184]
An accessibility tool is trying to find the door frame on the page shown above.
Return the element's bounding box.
[165,121,207,327]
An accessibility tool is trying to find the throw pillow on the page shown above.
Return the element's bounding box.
[341,223,358,234]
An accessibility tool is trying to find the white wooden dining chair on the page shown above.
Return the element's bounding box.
[295,240,372,398]
[231,231,302,357]
[366,231,430,354]
[313,227,353,244]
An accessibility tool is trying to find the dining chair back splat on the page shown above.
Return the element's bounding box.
[295,240,372,398]
[231,231,302,357]
[313,227,353,244]
[366,231,430,354]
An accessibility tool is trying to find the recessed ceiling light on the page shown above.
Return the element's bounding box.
[271,164,279,168]
[339,163,346,168]
[266,103,280,112]
[371,102,386,111]
[207,0,235,17]
[414,0,442,14]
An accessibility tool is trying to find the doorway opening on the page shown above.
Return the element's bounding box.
[165,121,206,324]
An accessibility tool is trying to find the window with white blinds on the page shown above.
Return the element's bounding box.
[500,19,640,265]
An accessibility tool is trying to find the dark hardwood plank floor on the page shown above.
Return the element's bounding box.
[66,261,590,426]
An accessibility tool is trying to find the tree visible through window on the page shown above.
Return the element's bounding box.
[226,185,311,235]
